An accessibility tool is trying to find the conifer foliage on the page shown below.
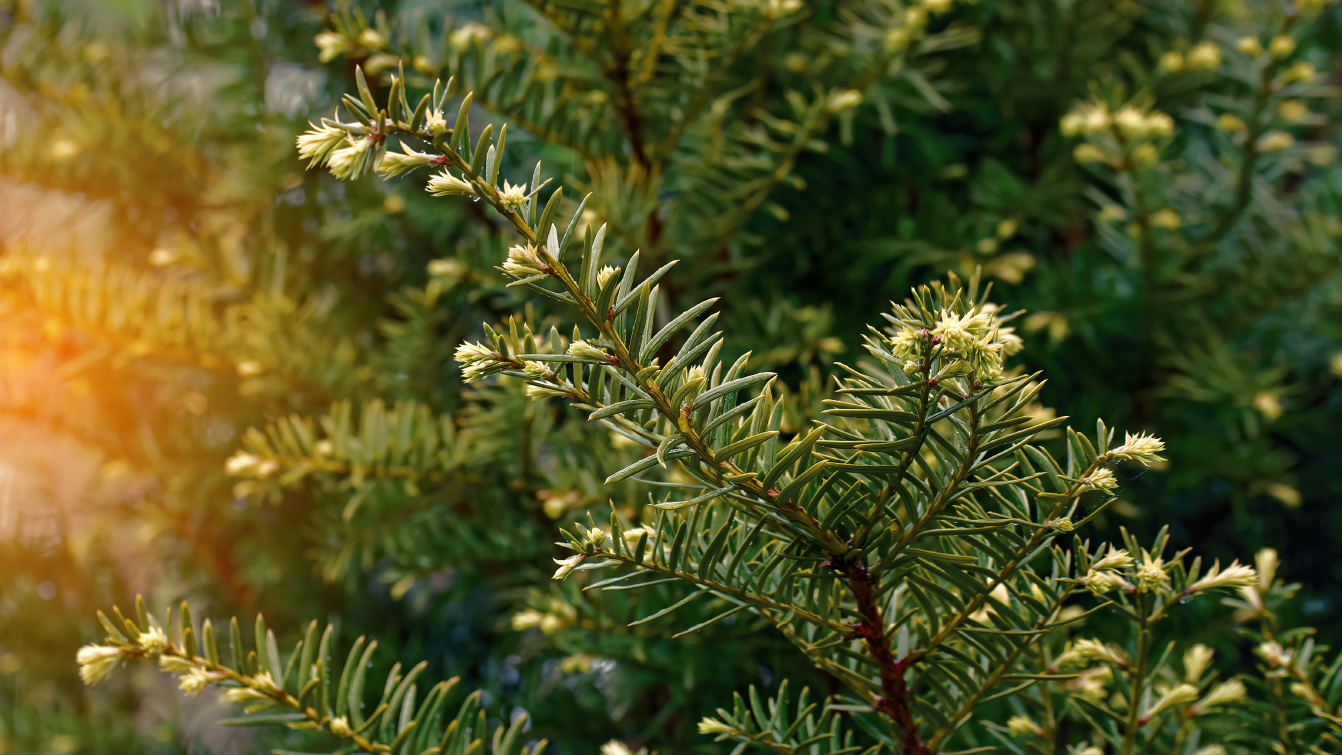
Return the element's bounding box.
[79,65,1342,754]
[0,0,1338,753]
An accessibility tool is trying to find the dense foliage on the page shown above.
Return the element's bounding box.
[1,0,1340,753]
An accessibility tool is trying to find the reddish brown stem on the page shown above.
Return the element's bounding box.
[842,559,929,755]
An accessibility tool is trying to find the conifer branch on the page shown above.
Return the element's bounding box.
[76,598,545,755]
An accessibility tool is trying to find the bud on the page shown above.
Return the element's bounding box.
[1098,205,1127,222]
[497,180,528,213]
[1061,102,1111,135]
[1073,638,1128,667]
[427,170,477,197]
[1187,560,1257,594]
[377,149,434,178]
[1060,112,1085,136]
[1278,100,1309,121]
[1235,37,1263,56]
[698,718,736,735]
[551,554,584,580]
[1144,112,1174,138]
[597,265,621,288]
[1238,583,1263,612]
[1113,106,1148,138]
[502,243,549,278]
[1290,681,1324,706]
[1159,51,1184,72]
[222,676,274,704]
[1308,144,1337,166]
[296,123,351,167]
[827,89,863,114]
[1006,715,1044,738]
[511,609,545,630]
[526,384,572,400]
[1091,547,1135,572]
[454,341,498,365]
[1106,432,1166,466]
[883,27,912,53]
[522,361,551,378]
[1184,644,1214,682]
[413,55,438,75]
[178,666,222,697]
[428,258,464,278]
[1269,35,1296,59]
[159,655,195,673]
[314,31,352,63]
[364,54,401,75]
[424,110,448,135]
[225,452,261,476]
[1257,641,1290,668]
[1142,683,1199,720]
[137,627,169,656]
[1255,548,1278,592]
[573,522,609,552]
[76,645,124,685]
[357,29,385,49]
[1079,467,1118,492]
[1149,209,1181,229]
[1132,143,1159,167]
[1083,570,1131,596]
[1257,131,1295,153]
[1136,554,1169,593]
[1074,144,1109,164]
[1281,61,1317,84]
[1185,41,1221,71]
[1048,517,1075,532]
[327,137,374,181]
[1253,390,1283,419]
[1216,114,1246,133]
[1063,665,1108,702]
[449,23,491,50]
[567,339,611,362]
[1192,679,1246,713]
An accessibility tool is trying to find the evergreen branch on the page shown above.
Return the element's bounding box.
[76,597,546,755]
[294,67,1247,755]
[924,585,1078,750]
[840,556,925,754]
[368,100,847,552]
[696,680,870,755]
[1192,15,1297,256]
[582,537,855,637]
[0,252,366,403]
[906,461,1104,667]
[651,13,774,163]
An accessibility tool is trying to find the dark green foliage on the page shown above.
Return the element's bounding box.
[2,0,1341,753]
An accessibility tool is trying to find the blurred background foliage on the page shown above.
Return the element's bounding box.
[0,0,1339,752]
